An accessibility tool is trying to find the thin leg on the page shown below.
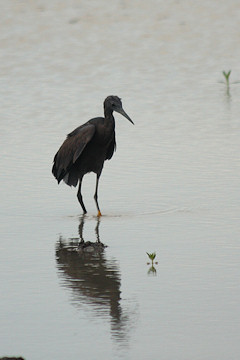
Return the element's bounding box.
[77,177,87,214]
[94,173,102,217]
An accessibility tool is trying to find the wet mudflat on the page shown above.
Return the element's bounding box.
[0,1,240,359]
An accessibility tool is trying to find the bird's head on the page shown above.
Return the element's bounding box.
[104,96,134,124]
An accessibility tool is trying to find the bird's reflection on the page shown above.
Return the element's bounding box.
[55,216,136,345]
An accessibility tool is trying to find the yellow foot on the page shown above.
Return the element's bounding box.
[97,210,102,217]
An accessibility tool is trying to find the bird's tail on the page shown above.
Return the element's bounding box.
[52,152,64,184]
[63,170,79,187]
[52,153,78,187]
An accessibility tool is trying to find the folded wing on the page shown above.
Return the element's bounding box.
[52,123,95,184]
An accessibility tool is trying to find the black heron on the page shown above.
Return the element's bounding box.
[52,95,134,216]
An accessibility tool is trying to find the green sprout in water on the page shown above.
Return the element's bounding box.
[147,252,156,263]
[223,70,231,87]
[146,252,157,275]
[147,252,156,265]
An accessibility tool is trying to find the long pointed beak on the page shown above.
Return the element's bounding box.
[116,107,134,125]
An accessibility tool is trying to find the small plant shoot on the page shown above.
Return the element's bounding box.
[147,252,158,264]
[147,252,156,263]
[146,252,157,275]
[223,70,231,87]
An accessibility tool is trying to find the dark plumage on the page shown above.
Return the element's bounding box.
[52,95,134,216]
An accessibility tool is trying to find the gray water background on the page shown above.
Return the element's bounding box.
[0,1,240,359]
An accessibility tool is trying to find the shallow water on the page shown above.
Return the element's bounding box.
[1,1,240,359]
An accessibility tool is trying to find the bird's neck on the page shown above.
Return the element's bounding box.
[104,108,115,126]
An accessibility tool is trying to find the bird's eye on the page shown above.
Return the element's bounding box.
[111,102,115,107]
